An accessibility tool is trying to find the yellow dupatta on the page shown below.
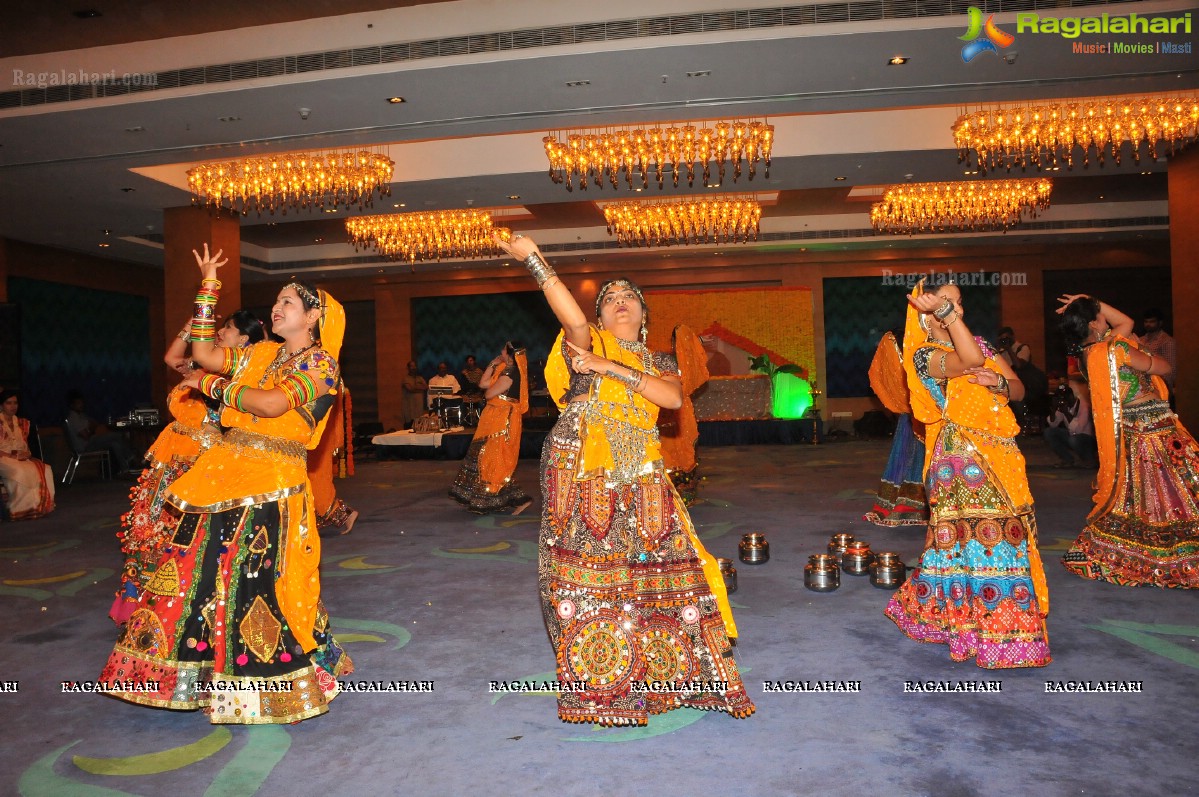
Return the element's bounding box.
[544,325,738,638]
[902,281,1047,613]
[1085,334,1169,517]
[545,325,663,484]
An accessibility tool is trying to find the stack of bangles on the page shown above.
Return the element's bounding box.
[933,300,958,327]
[523,252,558,291]
[988,373,1010,398]
[191,278,222,342]
[196,374,249,411]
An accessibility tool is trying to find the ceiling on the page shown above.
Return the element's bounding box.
[1,0,1195,282]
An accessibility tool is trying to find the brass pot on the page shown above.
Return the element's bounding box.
[804,553,840,592]
[827,533,855,558]
[717,557,738,593]
[842,540,874,576]
[739,532,769,565]
[870,551,907,589]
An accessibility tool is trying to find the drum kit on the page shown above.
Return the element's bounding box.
[430,393,484,429]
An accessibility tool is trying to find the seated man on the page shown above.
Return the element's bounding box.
[427,362,462,409]
[65,390,139,474]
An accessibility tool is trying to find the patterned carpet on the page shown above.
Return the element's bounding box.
[1,437,1196,796]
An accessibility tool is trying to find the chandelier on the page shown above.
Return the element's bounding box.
[953,95,1199,174]
[544,119,774,191]
[346,210,509,263]
[870,179,1052,235]
[187,149,394,215]
[603,196,763,247]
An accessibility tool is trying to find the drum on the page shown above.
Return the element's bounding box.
[433,395,463,428]
[462,398,484,426]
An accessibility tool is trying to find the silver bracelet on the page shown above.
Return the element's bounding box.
[607,367,645,391]
[524,253,557,287]
[933,300,954,321]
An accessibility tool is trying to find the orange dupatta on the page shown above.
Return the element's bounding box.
[659,324,708,473]
[1084,334,1169,518]
[477,349,528,494]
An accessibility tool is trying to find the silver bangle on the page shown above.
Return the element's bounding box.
[524,253,557,287]
[933,301,954,321]
[607,367,645,391]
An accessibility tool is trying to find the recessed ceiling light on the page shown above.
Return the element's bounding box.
[98,242,110,247]
[564,80,591,88]
[120,187,135,192]
[124,126,144,133]
[218,116,241,122]
[507,194,520,200]
[685,70,712,78]
[73,8,102,18]
[634,187,643,192]
[314,237,323,243]
[834,176,847,181]
[393,203,406,208]
[386,97,405,104]
[888,56,909,65]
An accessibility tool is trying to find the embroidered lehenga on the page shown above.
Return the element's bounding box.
[100,295,353,724]
[885,286,1051,669]
[0,415,54,520]
[450,350,530,513]
[1063,334,1199,588]
[863,331,928,527]
[538,327,755,725]
[110,384,220,624]
[658,324,709,504]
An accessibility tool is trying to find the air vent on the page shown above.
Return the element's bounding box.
[0,1,1142,109]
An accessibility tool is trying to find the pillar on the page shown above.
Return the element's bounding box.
[1169,147,1199,427]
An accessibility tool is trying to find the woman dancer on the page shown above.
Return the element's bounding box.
[863,331,928,527]
[0,390,54,520]
[449,342,532,514]
[496,233,754,725]
[100,245,352,723]
[1057,294,1198,588]
[109,311,264,623]
[885,280,1050,669]
[658,324,709,504]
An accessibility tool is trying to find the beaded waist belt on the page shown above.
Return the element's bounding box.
[224,427,306,461]
[1122,399,1172,424]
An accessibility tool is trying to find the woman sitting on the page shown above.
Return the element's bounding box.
[0,390,55,519]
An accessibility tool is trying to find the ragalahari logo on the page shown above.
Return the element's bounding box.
[959,7,1015,62]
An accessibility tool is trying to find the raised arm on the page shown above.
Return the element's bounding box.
[907,292,985,376]
[495,234,590,350]
[187,244,230,373]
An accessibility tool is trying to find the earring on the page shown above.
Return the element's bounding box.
[308,327,316,344]
[640,324,648,343]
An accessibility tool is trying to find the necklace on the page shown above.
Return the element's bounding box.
[259,342,318,387]
[615,336,652,371]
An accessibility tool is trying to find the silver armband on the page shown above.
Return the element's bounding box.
[524,253,557,287]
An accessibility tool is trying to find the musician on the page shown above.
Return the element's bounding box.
[427,361,462,408]
[461,355,484,395]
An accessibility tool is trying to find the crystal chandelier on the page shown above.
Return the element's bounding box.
[870,179,1052,235]
[187,149,394,215]
[346,210,509,263]
[953,95,1199,174]
[543,119,774,191]
[603,196,763,247]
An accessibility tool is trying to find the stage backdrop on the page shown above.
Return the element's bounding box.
[823,275,1000,399]
[644,286,815,374]
[8,277,151,427]
[411,291,560,387]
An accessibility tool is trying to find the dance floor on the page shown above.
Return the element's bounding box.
[2,438,1196,796]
